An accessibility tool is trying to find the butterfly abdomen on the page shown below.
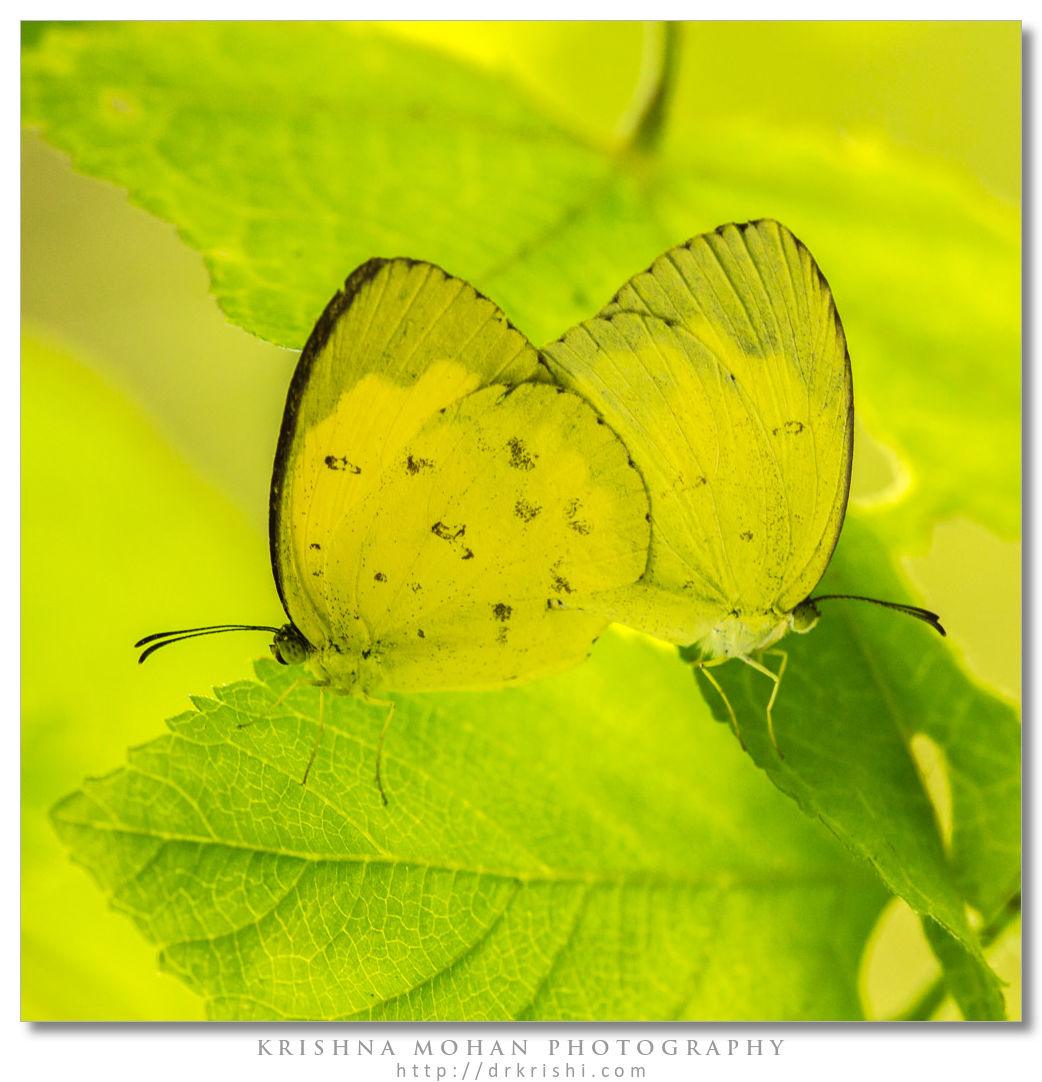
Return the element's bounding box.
[701,610,791,660]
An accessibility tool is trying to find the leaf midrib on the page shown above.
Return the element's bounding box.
[56,811,864,891]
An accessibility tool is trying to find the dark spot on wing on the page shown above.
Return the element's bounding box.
[417,629,425,638]
[565,497,592,535]
[406,454,433,474]
[361,648,372,659]
[772,420,805,436]
[309,542,322,550]
[431,521,466,541]
[408,582,422,593]
[515,499,542,522]
[374,572,387,582]
[506,437,537,471]
[492,602,512,622]
[551,575,574,594]
[431,522,474,559]
[740,531,753,542]
[324,455,361,474]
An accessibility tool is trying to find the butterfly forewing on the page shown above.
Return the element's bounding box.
[271,258,545,654]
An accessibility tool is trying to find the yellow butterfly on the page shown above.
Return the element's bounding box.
[139,258,651,790]
[542,219,944,749]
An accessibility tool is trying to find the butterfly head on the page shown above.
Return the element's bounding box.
[271,624,313,666]
[789,599,822,635]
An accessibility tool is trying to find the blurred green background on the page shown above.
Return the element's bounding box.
[22,21,1020,1020]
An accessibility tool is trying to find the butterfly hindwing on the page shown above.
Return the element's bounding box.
[348,382,649,689]
[542,219,853,642]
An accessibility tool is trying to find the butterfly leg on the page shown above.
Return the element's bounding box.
[239,676,331,785]
[738,650,788,757]
[696,658,745,749]
[238,676,309,731]
[300,687,325,786]
[362,694,396,807]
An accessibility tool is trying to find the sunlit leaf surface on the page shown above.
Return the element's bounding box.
[54,633,892,1021]
[22,21,1018,539]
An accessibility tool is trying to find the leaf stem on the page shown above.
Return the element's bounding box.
[618,21,680,153]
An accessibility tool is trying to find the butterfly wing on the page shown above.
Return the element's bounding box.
[339,382,650,690]
[271,259,649,690]
[542,219,853,644]
[271,258,546,657]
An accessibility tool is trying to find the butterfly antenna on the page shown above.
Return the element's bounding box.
[809,595,946,637]
[135,624,282,663]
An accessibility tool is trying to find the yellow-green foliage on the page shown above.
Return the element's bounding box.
[22,22,1019,1021]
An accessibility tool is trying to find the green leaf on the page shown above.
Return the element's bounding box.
[22,22,1018,540]
[22,22,617,349]
[52,632,890,1021]
[21,332,278,1019]
[705,515,1019,1019]
[921,919,1006,1022]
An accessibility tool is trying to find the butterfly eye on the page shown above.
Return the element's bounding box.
[791,601,821,634]
[272,625,311,666]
